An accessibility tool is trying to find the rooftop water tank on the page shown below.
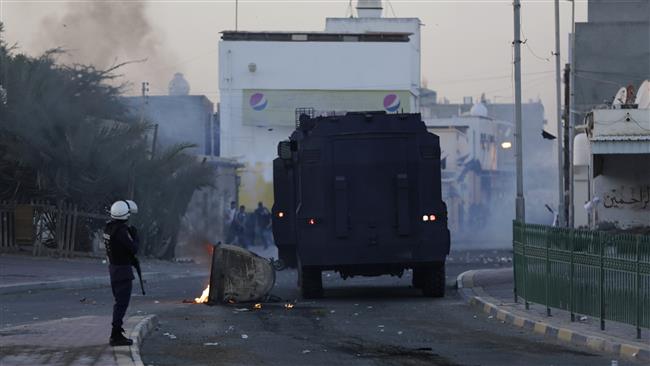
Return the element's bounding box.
[469,102,488,118]
[357,0,383,18]
[168,72,190,96]
[573,133,590,166]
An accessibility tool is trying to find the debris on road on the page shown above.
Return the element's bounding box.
[284,303,295,310]
[203,342,219,346]
[206,244,276,304]
[163,332,177,340]
[302,349,311,354]
[241,334,249,339]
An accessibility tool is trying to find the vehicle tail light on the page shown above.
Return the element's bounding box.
[422,214,437,222]
[307,218,317,225]
[277,211,285,218]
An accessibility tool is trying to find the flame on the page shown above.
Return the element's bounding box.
[253,303,262,310]
[195,285,210,303]
[284,303,295,310]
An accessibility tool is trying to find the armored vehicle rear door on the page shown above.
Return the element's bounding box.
[331,135,416,250]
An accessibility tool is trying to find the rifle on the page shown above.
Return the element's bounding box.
[127,225,145,295]
[132,256,145,295]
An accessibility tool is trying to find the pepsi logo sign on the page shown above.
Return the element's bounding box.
[249,93,268,111]
[383,94,400,112]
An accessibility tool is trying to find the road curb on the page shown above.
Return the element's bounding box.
[113,314,158,366]
[0,271,208,295]
[456,269,650,363]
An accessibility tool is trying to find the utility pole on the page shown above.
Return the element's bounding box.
[513,0,525,308]
[554,0,565,227]
[235,0,239,31]
[514,0,525,223]
[563,64,571,227]
[569,0,576,228]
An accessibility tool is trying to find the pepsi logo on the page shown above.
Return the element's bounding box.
[249,93,268,111]
[383,94,400,112]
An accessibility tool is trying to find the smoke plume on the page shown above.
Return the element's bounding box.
[34,2,178,94]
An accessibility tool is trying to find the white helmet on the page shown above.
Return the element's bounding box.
[110,201,131,220]
[125,200,138,214]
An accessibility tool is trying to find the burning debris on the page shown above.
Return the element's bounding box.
[194,286,210,304]
[191,244,276,305]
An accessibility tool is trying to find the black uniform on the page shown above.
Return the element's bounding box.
[103,220,139,329]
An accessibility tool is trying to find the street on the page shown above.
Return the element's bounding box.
[137,248,639,366]
[0,248,643,365]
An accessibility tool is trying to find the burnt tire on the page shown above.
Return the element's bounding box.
[298,266,323,299]
[420,262,445,298]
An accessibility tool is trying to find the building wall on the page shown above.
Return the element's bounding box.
[574,1,650,121]
[588,0,649,23]
[325,17,421,99]
[176,158,241,258]
[594,154,650,229]
[219,31,421,207]
[124,95,215,156]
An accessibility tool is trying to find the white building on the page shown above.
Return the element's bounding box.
[573,99,650,230]
[424,104,515,237]
[218,1,421,206]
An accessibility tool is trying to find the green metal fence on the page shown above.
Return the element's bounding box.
[513,221,650,339]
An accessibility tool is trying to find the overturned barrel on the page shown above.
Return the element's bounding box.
[207,244,276,304]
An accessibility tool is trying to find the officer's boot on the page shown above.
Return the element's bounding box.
[109,327,134,346]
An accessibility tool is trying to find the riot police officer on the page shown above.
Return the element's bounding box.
[104,200,139,346]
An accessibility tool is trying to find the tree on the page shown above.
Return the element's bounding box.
[0,23,214,258]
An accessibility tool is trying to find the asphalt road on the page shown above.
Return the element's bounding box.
[137,249,641,366]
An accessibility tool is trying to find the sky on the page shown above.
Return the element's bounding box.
[0,0,587,131]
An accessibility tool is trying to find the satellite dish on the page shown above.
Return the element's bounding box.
[612,87,627,107]
[635,80,650,109]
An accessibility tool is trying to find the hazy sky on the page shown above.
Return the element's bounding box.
[1,0,587,130]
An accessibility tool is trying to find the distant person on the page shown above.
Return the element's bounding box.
[254,202,272,249]
[104,200,139,347]
[232,205,247,248]
[243,208,256,249]
[224,201,237,244]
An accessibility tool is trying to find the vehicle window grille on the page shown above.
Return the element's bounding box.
[295,107,315,128]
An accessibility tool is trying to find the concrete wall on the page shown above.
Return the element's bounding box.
[176,158,240,258]
[588,0,650,23]
[325,17,421,99]
[593,154,650,229]
[574,2,650,120]
[124,95,215,156]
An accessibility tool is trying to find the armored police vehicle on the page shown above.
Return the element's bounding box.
[272,112,450,298]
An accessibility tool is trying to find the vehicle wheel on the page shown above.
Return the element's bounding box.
[278,246,297,268]
[298,265,323,299]
[421,261,445,298]
[412,269,424,289]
